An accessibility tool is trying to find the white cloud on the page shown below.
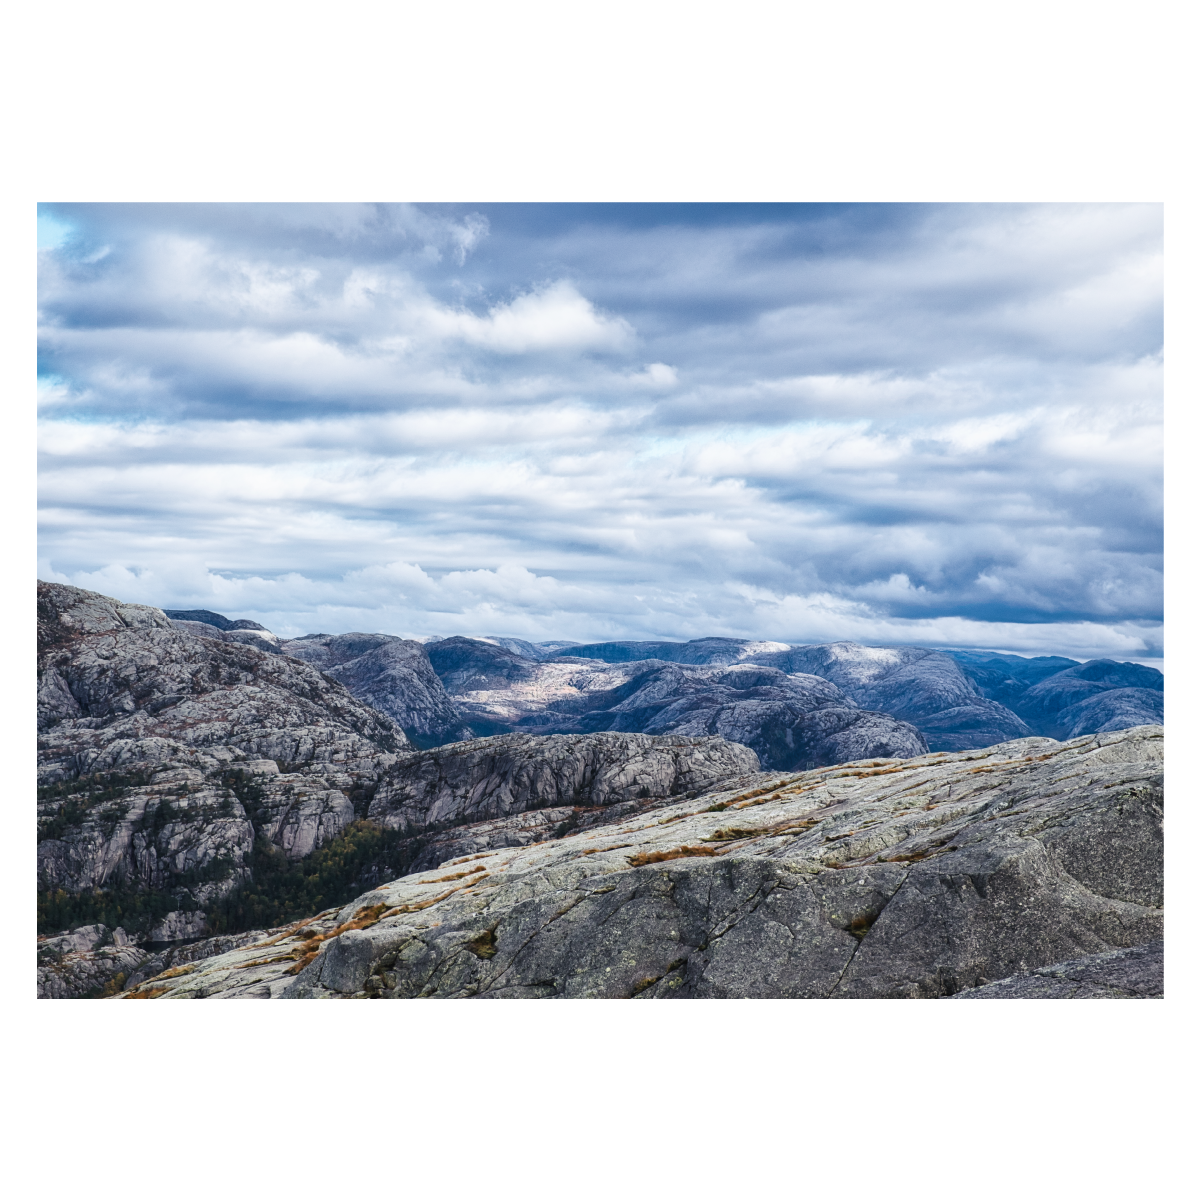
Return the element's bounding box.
[37,203,1161,659]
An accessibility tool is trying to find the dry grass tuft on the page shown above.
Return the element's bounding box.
[148,964,196,982]
[700,826,759,842]
[627,845,719,867]
[465,929,498,959]
[422,865,485,884]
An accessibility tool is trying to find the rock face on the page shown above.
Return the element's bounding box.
[367,732,760,835]
[38,924,269,999]
[112,724,1163,1000]
[950,940,1163,998]
[37,582,409,952]
[37,924,156,999]
[279,633,473,749]
[426,639,927,770]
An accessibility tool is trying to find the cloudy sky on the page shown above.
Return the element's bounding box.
[36,203,1162,663]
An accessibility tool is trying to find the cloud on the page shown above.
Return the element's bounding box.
[37,203,1162,661]
[37,557,1161,664]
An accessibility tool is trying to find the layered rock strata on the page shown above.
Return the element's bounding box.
[107,724,1163,1000]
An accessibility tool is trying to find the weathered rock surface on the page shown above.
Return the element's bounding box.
[280,633,472,748]
[950,940,1163,998]
[37,924,271,999]
[37,582,408,935]
[112,724,1163,999]
[37,924,154,999]
[426,640,926,769]
[367,731,760,835]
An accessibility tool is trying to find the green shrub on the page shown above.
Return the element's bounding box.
[204,820,415,934]
[37,768,156,843]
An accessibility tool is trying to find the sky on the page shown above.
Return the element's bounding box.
[36,202,1163,664]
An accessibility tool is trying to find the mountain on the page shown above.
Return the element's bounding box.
[83,723,1163,1000]
[553,637,791,665]
[279,633,473,748]
[425,638,928,769]
[942,649,1082,707]
[37,582,412,948]
[141,615,1163,759]
[35,583,1165,1000]
[460,636,582,661]
[738,642,1034,751]
[1010,659,1164,738]
[164,609,285,654]
[542,638,1034,751]
[546,638,1163,750]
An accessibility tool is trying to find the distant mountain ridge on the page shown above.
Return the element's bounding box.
[158,612,1163,759]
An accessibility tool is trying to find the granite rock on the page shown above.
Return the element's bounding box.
[950,940,1163,998]
[37,582,407,942]
[116,724,1163,999]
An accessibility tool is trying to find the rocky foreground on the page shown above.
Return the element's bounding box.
[78,723,1161,999]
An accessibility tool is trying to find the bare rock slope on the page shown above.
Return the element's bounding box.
[37,582,409,947]
[950,940,1163,998]
[114,724,1163,999]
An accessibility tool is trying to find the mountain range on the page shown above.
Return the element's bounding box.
[36,582,1163,998]
[164,608,1162,764]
